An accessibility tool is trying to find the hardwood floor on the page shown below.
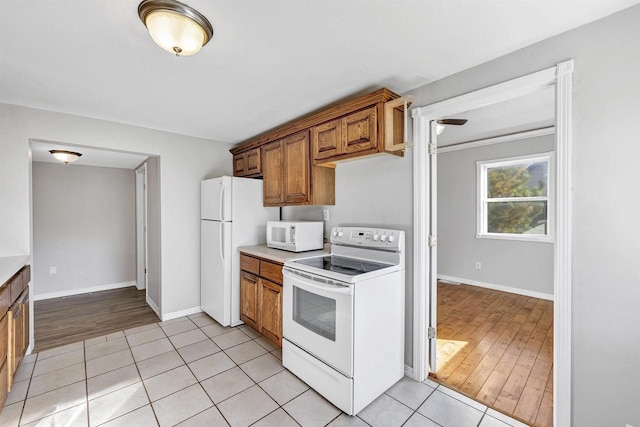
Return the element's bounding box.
[34,287,160,352]
[432,282,553,427]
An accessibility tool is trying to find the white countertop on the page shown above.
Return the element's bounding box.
[238,244,330,264]
[0,255,30,287]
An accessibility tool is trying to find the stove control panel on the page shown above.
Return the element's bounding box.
[330,227,404,251]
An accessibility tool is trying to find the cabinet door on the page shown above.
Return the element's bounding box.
[0,314,7,369]
[283,132,311,204]
[0,360,7,408]
[262,140,285,206]
[245,148,261,176]
[21,289,29,357]
[312,119,342,161]
[342,107,378,155]
[233,153,246,176]
[234,148,262,177]
[240,272,260,330]
[7,302,22,389]
[259,279,282,346]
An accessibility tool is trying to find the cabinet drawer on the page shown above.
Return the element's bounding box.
[260,260,283,285]
[0,286,9,318]
[22,265,31,287]
[240,254,260,275]
[9,273,23,303]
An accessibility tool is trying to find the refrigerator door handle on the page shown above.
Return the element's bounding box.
[219,222,225,264]
[219,183,225,221]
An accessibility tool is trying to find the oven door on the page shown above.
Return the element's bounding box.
[283,268,353,377]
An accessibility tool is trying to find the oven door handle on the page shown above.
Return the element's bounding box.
[283,269,353,295]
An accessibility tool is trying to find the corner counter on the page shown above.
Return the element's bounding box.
[237,244,330,264]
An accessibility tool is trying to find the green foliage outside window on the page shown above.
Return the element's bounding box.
[486,163,547,234]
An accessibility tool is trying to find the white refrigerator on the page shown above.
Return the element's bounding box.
[201,176,279,326]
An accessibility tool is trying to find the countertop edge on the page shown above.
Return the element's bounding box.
[238,245,329,264]
[0,255,30,287]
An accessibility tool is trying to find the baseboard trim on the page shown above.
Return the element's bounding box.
[437,274,554,301]
[146,295,161,318]
[404,364,414,379]
[161,306,203,322]
[33,281,137,301]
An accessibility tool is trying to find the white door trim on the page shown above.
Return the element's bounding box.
[135,163,148,293]
[411,60,573,427]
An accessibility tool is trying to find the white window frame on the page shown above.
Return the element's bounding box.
[477,152,554,243]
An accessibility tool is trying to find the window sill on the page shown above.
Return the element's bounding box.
[475,233,554,243]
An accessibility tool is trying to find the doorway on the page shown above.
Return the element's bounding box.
[136,162,148,294]
[412,61,573,427]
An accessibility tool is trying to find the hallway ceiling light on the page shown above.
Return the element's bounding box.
[49,150,82,164]
[138,0,214,56]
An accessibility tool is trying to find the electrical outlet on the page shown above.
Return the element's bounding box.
[626,424,635,427]
[49,266,57,274]
[323,209,330,221]
[475,261,481,270]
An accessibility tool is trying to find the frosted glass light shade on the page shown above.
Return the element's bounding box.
[138,0,213,57]
[49,150,82,164]
[145,10,205,56]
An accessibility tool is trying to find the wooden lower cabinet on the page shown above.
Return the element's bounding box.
[258,279,282,345]
[239,253,283,346]
[0,264,30,413]
[240,272,259,330]
[0,360,7,409]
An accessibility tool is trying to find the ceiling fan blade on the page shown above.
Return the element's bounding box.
[437,118,468,126]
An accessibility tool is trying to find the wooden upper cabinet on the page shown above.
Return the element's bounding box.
[262,140,285,206]
[233,147,261,177]
[311,107,379,162]
[283,132,310,204]
[342,107,377,155]
[312,119,342,161]
[229,88,406,204]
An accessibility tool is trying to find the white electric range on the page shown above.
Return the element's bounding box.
[282,226,405,415]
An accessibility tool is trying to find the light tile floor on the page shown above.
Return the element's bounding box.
[0,313,531,427]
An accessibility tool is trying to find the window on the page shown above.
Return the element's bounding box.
[477,153,553,242]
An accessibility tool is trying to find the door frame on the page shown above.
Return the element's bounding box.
[135,163,148,293]
[411,60,573,427]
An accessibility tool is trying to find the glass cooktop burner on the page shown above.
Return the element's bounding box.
[293,255,392,276]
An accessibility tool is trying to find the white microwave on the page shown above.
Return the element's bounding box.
[267,221,324,252]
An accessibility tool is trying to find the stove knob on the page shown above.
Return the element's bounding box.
[388,235,395,242]
[380,235,387,242]
[373,234,379,241]
[332,231,338,237]
[338,231,344,238]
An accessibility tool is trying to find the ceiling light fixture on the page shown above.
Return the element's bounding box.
[49,150,82,164]
[138,0,213,57]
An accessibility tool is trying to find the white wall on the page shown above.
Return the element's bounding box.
[32,162,136,297]
[0,104,233,317]
[437,136,554,296]
[282,152,414,365]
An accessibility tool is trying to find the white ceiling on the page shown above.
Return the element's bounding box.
[1,1,638,145]
[31,140,149,169]
[437,85,555,147]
